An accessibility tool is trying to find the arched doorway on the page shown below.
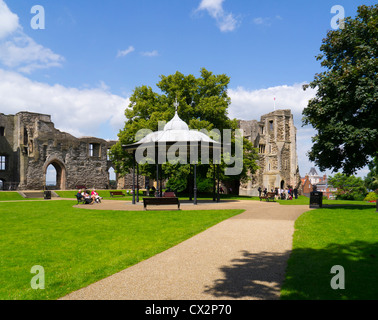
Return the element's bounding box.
[281,180,285,189]
[108,167,117,189]
[46,164,57,188]
[43,158,66,190]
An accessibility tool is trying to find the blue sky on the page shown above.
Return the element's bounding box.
[0,0,375,178]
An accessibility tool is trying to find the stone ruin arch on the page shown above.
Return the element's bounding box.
[0,111,118,191]
[43,156,67,190]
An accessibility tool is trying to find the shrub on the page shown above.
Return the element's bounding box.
[364,192,378,202]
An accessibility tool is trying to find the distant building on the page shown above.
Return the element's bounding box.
[301,167,336,199]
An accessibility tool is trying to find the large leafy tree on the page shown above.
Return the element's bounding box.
[303,4,378,175]
[364,156,378,191]
[329,173,367,200]
[110,68,259,192]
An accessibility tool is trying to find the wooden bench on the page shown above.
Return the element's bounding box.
[143,197,180,210]
[163,191,176,197]
[75,194,85,204]
[110,191,125,197]
[259,192,276,202]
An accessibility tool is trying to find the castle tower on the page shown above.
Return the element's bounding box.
[238,109,300,196]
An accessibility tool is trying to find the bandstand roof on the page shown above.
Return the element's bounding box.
[123,101,223,151]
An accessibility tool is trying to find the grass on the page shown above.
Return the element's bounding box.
[276,195,373,206]
[281,204,378,300]
[0,200,243,300]
[0,192,30,201]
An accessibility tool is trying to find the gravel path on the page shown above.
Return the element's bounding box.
[60,200,311,300]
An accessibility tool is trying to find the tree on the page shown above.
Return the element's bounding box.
[329,173,367,200]
[110,68,259,192]
[303,5,378,175]
[364,156,378,191]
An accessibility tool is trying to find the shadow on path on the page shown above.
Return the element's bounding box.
[204,250,290,300]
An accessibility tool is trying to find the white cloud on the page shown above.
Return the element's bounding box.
[253,17,266,25]
[0,1,64,73]
[117,45,135,58]
[253,15,282,27]
[141,50,159,57]
[0,69,128,139]
[228,83,317,176]
[0,33,64,73]
[0,0,19,39]
[196,0,239,32]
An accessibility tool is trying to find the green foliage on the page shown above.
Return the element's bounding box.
[303,5,378,175]
[328,173,367,200]
[110,68,259,189]
[364,191,377,202]
[364,156,378,191]
[164,163,190,193]
[196,178,214,193]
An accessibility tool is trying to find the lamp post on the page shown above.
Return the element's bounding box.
[194,163,197,205]
[132,150,136,205]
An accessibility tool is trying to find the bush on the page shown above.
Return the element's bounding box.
[364,192,378,202]
[196,178,213,193]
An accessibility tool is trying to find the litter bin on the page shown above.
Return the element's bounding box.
[310,191,323,208]
[44,190,51,200]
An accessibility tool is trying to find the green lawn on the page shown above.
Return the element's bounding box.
[276,195,374,206]
[0,200,243,300]
[281,204,378,300]
[0,192,30,201]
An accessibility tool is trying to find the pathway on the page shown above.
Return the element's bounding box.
[61,200,311,300]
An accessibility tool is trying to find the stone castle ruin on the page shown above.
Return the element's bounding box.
[0,112,119,190]
[238,109,300,196]
[0,109,299,194]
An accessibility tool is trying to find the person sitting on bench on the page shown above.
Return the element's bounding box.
[91,189,101,203]
[76,190,84,201]
[82,190,93,204]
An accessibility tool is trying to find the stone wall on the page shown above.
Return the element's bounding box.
[0,112,118,190]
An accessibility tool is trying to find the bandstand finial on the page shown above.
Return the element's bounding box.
[174,97,179,112]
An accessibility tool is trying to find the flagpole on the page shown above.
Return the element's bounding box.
[274,97,276,111]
